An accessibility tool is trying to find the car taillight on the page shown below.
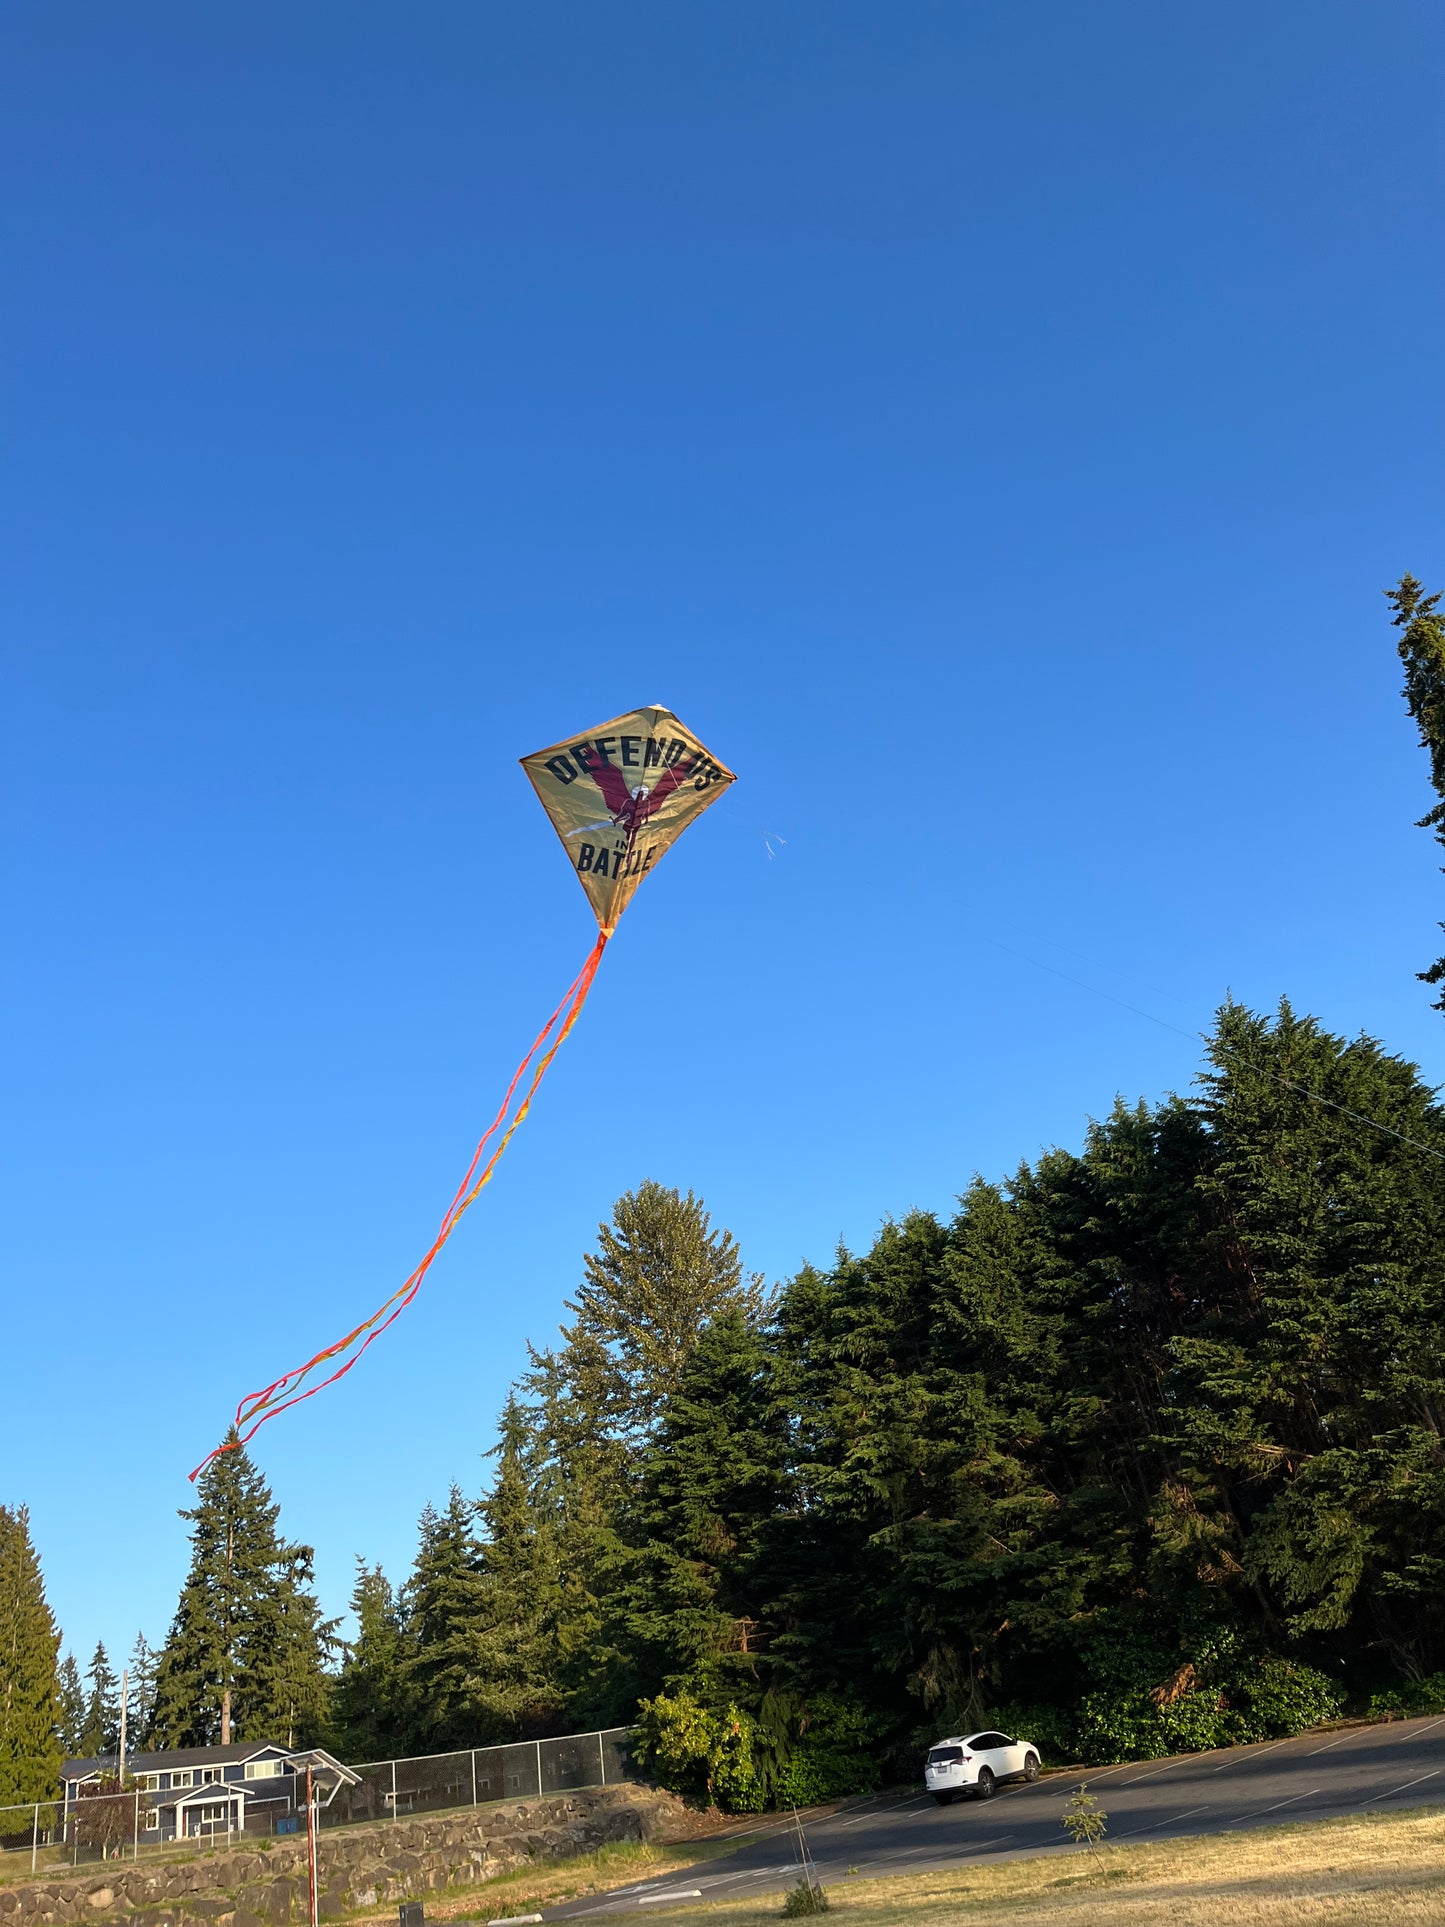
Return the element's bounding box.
[962,1754,972,1762]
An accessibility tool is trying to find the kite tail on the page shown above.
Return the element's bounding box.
[189,930,609,1482]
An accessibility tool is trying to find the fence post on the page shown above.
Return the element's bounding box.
[134,1791,140,1860]
[534,1739,542,1799]
[32,1802,39,1873]
[390,1760,397,1822]
[597,1731,606,1788]
[470,1752,477,1807]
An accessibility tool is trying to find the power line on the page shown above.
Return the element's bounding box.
[980,936,1445,1167]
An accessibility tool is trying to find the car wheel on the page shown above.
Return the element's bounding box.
[932,1791,954,1806]
[1023,1753,1040,1782]
[974,1767,995,1801]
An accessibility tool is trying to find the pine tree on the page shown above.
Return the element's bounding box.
[516,1183,770,1726]
[624,1306,790,1704]
[57,1654,86,1756]
[399,1491,489,1750]
[127,1634,159,1749]
[0,1504,63,1801]
[151,1437,334,1747]
[467,1397,564,1738]
[78,1641,119,1758]
[541,1181,767,1448]
[1387,572,1445,1004]
[332,1563,408,1761]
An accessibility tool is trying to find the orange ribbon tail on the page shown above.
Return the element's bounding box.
[189,931,609,1480]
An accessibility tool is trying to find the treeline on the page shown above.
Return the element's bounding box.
[320,1004,1445,1804]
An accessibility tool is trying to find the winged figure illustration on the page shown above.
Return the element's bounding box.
[584,759,691,856]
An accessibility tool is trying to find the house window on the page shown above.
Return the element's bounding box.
[200,1768,222,1784]
[138,1775,161,1792]
[245,1759,283,1780]
[143,1809,160,1830]
[172,1770,193,1787]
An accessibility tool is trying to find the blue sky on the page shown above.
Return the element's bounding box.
[4,1,1444,1678]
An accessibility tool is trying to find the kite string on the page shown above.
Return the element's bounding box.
[187,930,610,1481]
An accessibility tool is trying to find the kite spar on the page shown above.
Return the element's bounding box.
[190,705,734,1479]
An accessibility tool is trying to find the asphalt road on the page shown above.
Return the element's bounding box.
[544,1712,1445,1917]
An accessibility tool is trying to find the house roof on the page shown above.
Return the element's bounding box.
[63,1741,293,1781]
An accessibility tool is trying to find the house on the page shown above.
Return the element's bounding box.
[61,1742,356,1843]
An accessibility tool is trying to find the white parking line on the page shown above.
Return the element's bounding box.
[1118,1758,1190,1786]
[1367,1769,1441,1803]
[1210,1737,1290,1772]
[1304,1732,1355,1756]
[1229,1787,1323,1824]
[1115,1804,1209,1839]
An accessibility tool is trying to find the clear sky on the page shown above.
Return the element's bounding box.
[4,2,1444,1681]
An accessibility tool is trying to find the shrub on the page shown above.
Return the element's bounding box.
[781,1881,829,1915]
[1368,1673,1445,1720]
[631,1690,765,1812]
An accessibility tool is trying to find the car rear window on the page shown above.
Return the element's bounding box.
[927,1746,964,1765]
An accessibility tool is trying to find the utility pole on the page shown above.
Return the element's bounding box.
[305,1765,318,1927]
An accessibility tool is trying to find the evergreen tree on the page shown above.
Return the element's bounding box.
[0,1504,63,1801]
[57,1654,86,1756]
[539,1182,766,1450]
[151,1437,334,1747]
[332,1563,408,1761]
[78,1641,119,1758]
[623,1306,790,1707]
[467,1397,564,1737]
[1388,572,1445,1004]
[127,1634,159,1749]
[518,1183,769,1726]
[399,1491,489,1750]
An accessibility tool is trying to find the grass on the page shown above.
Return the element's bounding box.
[348,1836,745,1922]
[587,1806,1445,1927]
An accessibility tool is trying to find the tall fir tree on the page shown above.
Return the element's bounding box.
[399,1491,489,1750]
[57,1654,86,1756]
[0,1504,63,1801]
[332,1564,409,1762]
[78,1641,119,1758]
[127,1634,159,1749]
[1387,572,1445,1004]
[467,1396,564,1738]
[151,1437,335,1747]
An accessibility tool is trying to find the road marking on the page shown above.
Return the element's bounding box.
[1210,1737,1289,1772]
[1305,1732,1356,1756]
[1229,1787,1323,1824]
[1118,1758,1189,1785]
[1367,1769,1442,1803]
[1115,1804,1209,1839]
[637,1892,703,1905]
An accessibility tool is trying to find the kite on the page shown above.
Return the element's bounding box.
[190,706,735,1479]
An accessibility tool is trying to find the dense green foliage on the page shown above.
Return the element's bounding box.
[0,1505,64,1801]
[328,1050,1445,1802]
[149,1437,336,1749]
[1390,571,1445,1004]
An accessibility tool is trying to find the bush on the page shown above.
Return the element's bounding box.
[781,1881,829,1916]
[996,1654,1343,1767]
[632,1690,766,1812]
[1368,1673,1445,1720]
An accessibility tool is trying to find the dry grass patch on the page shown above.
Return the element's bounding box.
[628,1806,1445,1927]
[346,1835,744,1923]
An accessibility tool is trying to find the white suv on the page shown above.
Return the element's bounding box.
[924,1730,1040,1803]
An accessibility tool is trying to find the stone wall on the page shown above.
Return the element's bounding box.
[0,1785,687,1927]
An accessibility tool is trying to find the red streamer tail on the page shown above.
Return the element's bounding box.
[189,931,609,1481]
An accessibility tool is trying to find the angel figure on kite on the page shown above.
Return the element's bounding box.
[191,705,735,1479]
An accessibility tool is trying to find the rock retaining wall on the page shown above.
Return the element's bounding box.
[0,1786,684,1927]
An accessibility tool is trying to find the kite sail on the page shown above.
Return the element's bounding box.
[190,706,734,1479]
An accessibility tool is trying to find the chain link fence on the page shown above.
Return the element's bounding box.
[0,1726,639,1873]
